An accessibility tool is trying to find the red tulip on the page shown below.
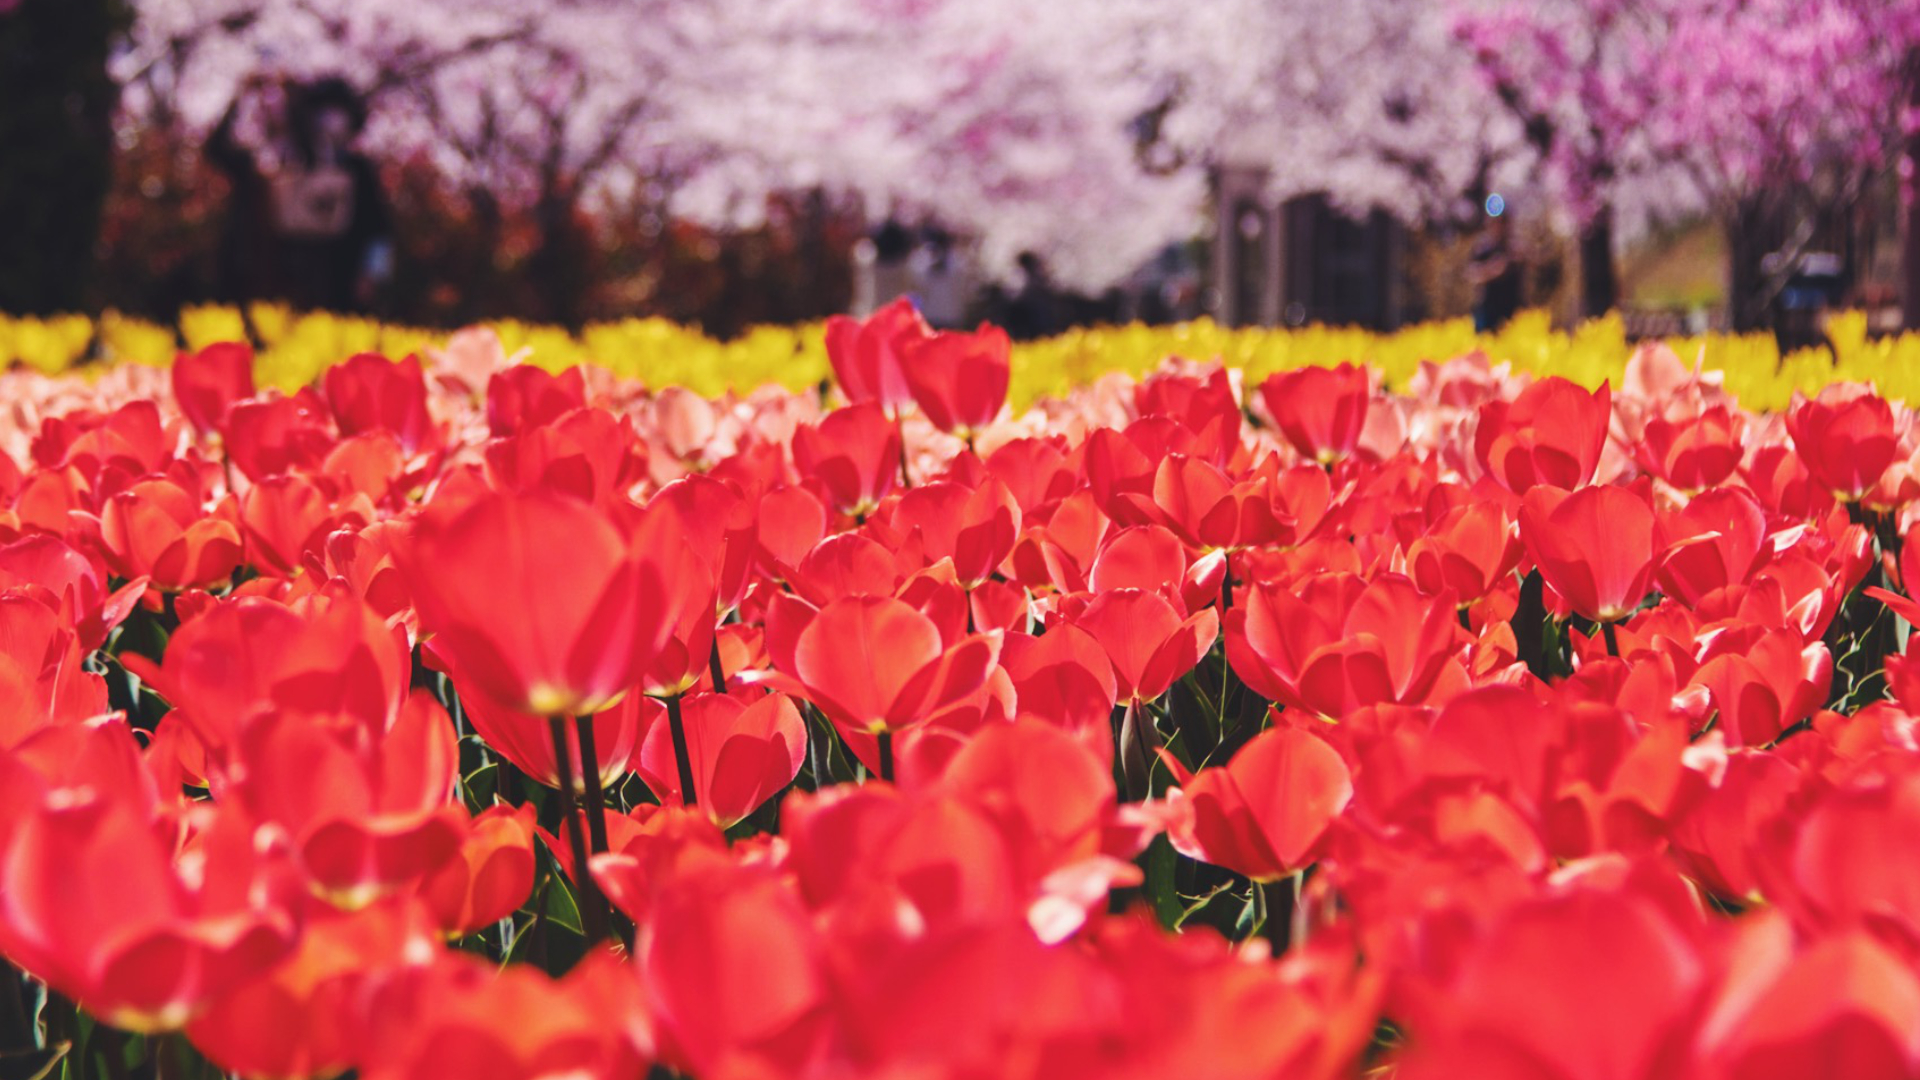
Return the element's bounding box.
[783,532,906,606]
[418,803,538,939]
[188,897,440,1079]
[486,363,589,437]
[634,864,821,1076]
[1083,425,1160,512]
[648,474,756,616]
[223,391,339,482]
[459,681,658,793]
[759,593,1001,737]
[317,430,413,507]
[985,435,1077,512]
[1520,483,1657,623]
[1086,524,1187,595]
[1227,572,1460,717]
[0,533,145,649]
[322,352,437,453]
[225,690,465,906]
[240,472,369,578]
[94,476,244,591]
[36,400,174,487]
[1668,749,1800,902]
[310,519,412,623]
[1259,363,1370,464]
[571,805,731,920]
[1112,454,1287,553]
[1636,404,1744,492]
[400,489,671,716]
[637,691,806,828]
[1000,622,1120,753]
[753,484,830,578]
[0,725,299,1032]
[1702,919,1920,1080]
[1785,388,1899,502]
[1064,588,1218,704]
[791,402,902,517]
[825,296,929,412]
[899,323,1011,435]
[780,782,1087,947]
[484,407,648,509]
[968,574,1029,635]
[886,478,1021,587]
[1156,726,1353,881]
[1475,376,1612,492]
[821,920,1098,1075]
[933,722,1137,881]
[1134,364,1244,463]
[798,748,1141,957]
[1761,761,1920,946]
[1405,501,1522,607]
[1654,488,1769,607]
[123,594,411,766]
[359,950,650,1080]
[1396,880,1709,1080]
[172,341,255,438]
[1079,918,1381,1080]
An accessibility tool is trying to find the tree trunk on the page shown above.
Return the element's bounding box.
[1578,206,1618,319]
[1726,197,1777,333]
[0,0,125,314]
[529,188,588,328]
[460,187,503,325]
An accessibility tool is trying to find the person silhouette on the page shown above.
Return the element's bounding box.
[1468,208,1523,333]
[208,75,393,312]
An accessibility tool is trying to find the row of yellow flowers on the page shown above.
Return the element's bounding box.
[1,304,1913,412]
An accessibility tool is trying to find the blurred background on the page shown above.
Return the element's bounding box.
[2,0,1916,342]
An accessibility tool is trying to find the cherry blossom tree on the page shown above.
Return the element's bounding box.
[112,0,1203,296]
[1459,0,1920,327]
[1147,0,1533,230]
[109,0,1920,317]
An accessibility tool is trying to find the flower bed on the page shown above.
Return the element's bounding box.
[7,304,1920,412]
[1,298,1918,1078]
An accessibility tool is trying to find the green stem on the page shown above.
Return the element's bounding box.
[1253,878,1286,951]
[573,714,611,856]
[575,713,636,952]
[665,693,699,809]
[707,634,727,692]
[1214,552,1237,738]
[0,961,29,1052]
[896,414,913,490]
[805,704,834,789]
[148,1032,182,1080]
[1603,620,1621,658]
[499,758,526,806]
[1288,869,1309,951]
[546,715,608,946]
[1118,699,1149,801]
[877,729,895,783]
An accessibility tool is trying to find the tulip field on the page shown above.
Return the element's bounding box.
[3,298,1920,1079]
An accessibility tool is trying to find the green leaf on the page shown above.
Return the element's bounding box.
[1142,836,1181,929]
[1234,886,1259,940]
[1172,881,1238,930]
[0,1043,67,1080]
[545,873,584,936]
[502,909,542,968]
[462,761,499,813]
